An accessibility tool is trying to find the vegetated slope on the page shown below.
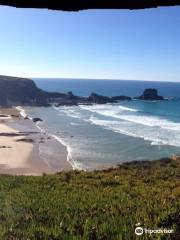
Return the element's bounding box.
[0,158,179,239]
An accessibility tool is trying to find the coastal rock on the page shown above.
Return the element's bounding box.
[111,96,132,101]
[55,100,78,107]
[32,118,43,123]
[0,75,166,107]
[0,75,89,107]
[135,88,164,100]
[0,75,67,107]
[88,93,116,104]
[67,91,76,99]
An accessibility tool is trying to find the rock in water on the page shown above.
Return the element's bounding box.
[135,88,164,100]
[111,96,132,101]
[32,118,43,123]
[88,93,116,104]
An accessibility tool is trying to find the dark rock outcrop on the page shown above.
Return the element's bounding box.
[88,93,116,104]
[111,96,132,101]
[0,75,117,107]
[135,88,164,100]
[0,75,67,107]
[55,101,78,107]
[0,0,179,11]
[0,75,166,107]
[55,92,86,106]
[67,91,76,99]
[32,118,43,123]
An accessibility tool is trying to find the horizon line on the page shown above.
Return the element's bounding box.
[1,74,180,83]
[31,77,180,83]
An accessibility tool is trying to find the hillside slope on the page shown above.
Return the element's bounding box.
[0,75,66,106]
[0,158,179,239]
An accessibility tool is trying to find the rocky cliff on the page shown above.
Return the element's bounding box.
[0,75,66,107]
[0,76,166,107]
[0,76,119,107]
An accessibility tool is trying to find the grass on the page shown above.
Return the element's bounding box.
[0,158,179,240]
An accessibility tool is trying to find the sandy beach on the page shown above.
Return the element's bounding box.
[0,108,72,175]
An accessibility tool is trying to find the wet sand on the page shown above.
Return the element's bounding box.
[0,108,72,175]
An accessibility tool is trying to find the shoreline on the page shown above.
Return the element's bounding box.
[0,107,72,175]
[0,106,180,176]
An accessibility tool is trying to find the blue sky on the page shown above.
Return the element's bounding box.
[0,6,180,81]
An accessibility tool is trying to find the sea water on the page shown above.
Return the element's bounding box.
[25,79,180,170]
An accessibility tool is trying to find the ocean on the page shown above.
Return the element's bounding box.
[25,78,180,170]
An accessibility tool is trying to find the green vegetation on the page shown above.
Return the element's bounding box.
[0,159,179,240]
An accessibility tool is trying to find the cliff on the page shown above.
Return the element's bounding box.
[0,76,166,107]
[0,75,66,107]
[0,76,117,107]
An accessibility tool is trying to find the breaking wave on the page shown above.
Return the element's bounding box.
[54,103,180,147]
[89,116,180,147]
[80,104,180,131]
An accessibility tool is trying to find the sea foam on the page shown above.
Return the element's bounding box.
[89,115,180,147]
[51,134,87,170]
[16,106,28,118]
[80,104,180,131]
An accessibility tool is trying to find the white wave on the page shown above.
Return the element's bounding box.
[36,121,46,133]
[89,116,180,147]
[70,122,81,126]
[80,104,138,113]
[16,106,28,118]
[80,104,180,131]
[150,141,165,146]
[51,134,87,171]
[114,115,180,131]
[33,120,86,171]
[54,105,83,119]
[80,104,140,120]
[118,105,138,112]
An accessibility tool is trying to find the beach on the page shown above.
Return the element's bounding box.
[0,108,72,175]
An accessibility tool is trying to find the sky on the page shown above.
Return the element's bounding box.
[0,6,180,81]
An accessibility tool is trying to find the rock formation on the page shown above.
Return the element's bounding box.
[0,75,166,107]
[88,93,115,104]
[111,96,132,101]
[0,75,67,107]
[135,88,164,100]
[32,118,43,123]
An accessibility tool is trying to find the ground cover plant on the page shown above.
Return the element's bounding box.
[0,158,179,240]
